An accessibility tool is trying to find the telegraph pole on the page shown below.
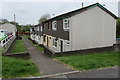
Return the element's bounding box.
[14,14,16,22]
[14,14,17,37]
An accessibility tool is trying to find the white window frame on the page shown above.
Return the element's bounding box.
[52,21,57,30]
[30,29,32,32]
[37,27,39,31]
[53,38,57,48]
[41,26,43,31]
[63,19,69,30]
[66,40,70,46]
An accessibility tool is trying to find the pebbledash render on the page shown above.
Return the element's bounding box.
[30,3,118,54]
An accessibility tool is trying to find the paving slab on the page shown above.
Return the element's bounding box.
[22,37,75,76]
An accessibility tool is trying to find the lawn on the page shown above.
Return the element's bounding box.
[12,39,27,53]
[2,56,40,78]
[55,51,119,71]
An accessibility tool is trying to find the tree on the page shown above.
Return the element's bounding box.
[116,18,120,38]
[0,19,9,24]
[38,14,51,24]
[19,24,34,32]
[9,21,19,26]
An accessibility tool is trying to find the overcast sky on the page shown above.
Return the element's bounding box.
[0,0,119,25]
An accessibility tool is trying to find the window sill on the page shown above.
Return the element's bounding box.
[53,46,57,48]
[63,29,69,31]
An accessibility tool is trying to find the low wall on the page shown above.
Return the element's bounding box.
[5,53,30,59]
[44,46,54,57]
[44,43,120,57]
[3,36,16,55]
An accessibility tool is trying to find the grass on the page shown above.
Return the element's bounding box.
[2,36,40,78]
[2,56,40,78]
[25,35,30,39]
[116,35,120,38]
[24,35,44,51]
[55,51,119,71]
[12,39,27,53]
[35,45,44,51]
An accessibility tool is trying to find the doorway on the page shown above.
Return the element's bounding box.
[47,37,49,46]
[60,40,63,52]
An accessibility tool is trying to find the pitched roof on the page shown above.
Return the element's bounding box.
[43,3,118,23]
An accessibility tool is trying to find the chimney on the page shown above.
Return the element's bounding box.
[82,2,84,8]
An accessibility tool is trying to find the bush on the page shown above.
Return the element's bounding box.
[117,18,120,38]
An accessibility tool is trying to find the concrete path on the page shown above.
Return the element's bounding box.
[22,37,76,76]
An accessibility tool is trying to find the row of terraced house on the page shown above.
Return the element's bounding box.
[30,3,118,54]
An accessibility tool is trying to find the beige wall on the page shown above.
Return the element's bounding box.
[70,6,116,51]
[43,35,53,48]
[48,35,53,48]
[43,34,47,46]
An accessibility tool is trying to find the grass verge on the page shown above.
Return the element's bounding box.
[12,39,27,54]
[35,44,44,51]
[2,56,40,78]
[55,51,119,71]
[24,35,44,51]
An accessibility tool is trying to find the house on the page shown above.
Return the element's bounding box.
[0,23,17,36]
[30,24,43,45]
[0,23,17,48]
[42,3,118,54]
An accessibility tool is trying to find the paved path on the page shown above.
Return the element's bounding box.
[22,37,76,76]
[66,66,119,78]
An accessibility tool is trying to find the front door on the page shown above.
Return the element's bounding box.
[60,40,63,52]
[47,37,49,46]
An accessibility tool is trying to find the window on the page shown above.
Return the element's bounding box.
[43,23,46,30]
[52,21,57,30]
[48,22,50,30]
[66,41,70,46]
[43,35,46,42]
[30,29,32,32]
[53,38,57,48]
[37,27,39,31]
[38,36,41,40]
[48,22,51,30]
[63,19,69,29]
[41,26,43,31]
